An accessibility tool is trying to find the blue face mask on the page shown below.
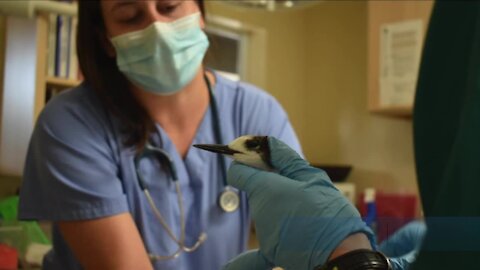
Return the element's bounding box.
[110,13,209,95]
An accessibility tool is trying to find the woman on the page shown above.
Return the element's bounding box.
[18,1,301,269]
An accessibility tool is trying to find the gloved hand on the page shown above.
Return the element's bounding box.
[388,250,418,270]
[379,221,427,270]
[223,137,375,270]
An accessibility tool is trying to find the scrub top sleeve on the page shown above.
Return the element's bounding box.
[19,98,129,221]
[269,101,303,155]
[266,99,303,155]
[237,83,303,155]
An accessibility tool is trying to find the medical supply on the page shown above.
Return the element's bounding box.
[25,243,52,266]
[0,243,17,270]
[364,188,378,235]
[0,196,51,268]
[111,13,209,94]
[133,74,239,261]
[194,135,272,171]
[134,143,207,261]
[358,192,418,243]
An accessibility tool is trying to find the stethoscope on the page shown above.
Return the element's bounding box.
[134,74,240,261]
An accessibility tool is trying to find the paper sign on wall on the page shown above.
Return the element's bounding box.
[379,20,423,107]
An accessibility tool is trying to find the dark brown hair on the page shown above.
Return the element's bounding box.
[76,0,205,151]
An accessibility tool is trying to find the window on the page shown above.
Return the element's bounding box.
[205,27,244,81]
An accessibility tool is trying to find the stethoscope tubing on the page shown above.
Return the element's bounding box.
[134,73,231,261]
[144,187,207,251]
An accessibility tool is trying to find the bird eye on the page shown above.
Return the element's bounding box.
[245,138,260,149]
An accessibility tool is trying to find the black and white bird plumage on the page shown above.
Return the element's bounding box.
[193,135,273,171]
[195,136,284,270]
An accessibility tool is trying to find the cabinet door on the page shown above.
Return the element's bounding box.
[0,15,48,176]
[367,1,434,117]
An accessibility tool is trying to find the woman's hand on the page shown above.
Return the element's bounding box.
[379,221,427,270]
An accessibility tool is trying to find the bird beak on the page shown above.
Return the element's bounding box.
[193,144,241,156]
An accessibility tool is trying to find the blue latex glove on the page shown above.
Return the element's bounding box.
[379,221,426,258]
[223,137,375,270]
[388,251,418,270]
[379,221,427,270]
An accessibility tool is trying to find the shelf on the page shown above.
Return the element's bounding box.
[46,76,80,90]
[370,106,413,118]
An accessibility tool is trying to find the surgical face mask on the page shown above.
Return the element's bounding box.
[110,13,209,95]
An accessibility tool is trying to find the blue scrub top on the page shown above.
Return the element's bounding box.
[18,72,302,270]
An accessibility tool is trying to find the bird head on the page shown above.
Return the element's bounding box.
[194,135,272,170]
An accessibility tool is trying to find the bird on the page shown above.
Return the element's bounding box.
[193,135,273,171]
[195,137,285,270]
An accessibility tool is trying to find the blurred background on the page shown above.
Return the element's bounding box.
[203,0,431,201]
[0,0,433,268]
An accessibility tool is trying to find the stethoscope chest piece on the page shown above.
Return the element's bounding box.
[218,187,240,213]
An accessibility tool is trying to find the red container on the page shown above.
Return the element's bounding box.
[358,192,418,243]
[0,243,18,270]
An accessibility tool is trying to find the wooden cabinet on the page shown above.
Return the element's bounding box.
[367,1,434,117]
[0,11,79,176]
